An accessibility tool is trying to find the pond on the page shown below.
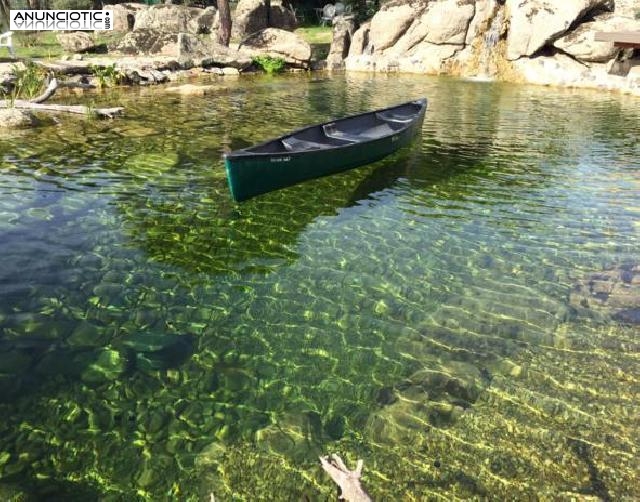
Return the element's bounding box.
[0,73,639,500]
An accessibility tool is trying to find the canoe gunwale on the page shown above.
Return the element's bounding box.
[224,97,427,201]
[224,98,427,159]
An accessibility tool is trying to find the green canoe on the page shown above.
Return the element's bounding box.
[224,98,427,202]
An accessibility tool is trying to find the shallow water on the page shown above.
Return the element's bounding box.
[0,73,639,500]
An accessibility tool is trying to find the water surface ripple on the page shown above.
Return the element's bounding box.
[0,74,638,500]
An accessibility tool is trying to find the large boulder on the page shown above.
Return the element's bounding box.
[108,3,148,32]
[56,32,98,53]
[193,7,220,35]
[233,0,270,38]
[613,0,639,18]
[368,2,424,53]
[327,16,356,69]
[134,4,218,35]
[348,21,371,57]
[385,0,475,56]
[201,43,254,69]
[240,28,311,65]
[505,0,613,60]
[512,52,592,85]
[465,0,501,46]
[399,42,462,73]
[110,30,207,56]
[421,0,475,45]
[554,13,640,62]
[269,0,297,31]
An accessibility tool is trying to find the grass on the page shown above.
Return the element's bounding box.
[295,26,332,61]
[294,26,332,45]
[9,31,126,60]
[12,32,64,59]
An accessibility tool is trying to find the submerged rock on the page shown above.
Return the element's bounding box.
[612,308,640,325]
[116,332,196,372]
[80,348,126,384]
[0,109,36,129]
[569,264,640,324]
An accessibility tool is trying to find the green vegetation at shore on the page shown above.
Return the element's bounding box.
[10,31,126,60]
[7,28,331,62]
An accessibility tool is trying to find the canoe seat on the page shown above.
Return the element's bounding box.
[323,122,395,142]
[281,136,332,151]
[376,110,414,123]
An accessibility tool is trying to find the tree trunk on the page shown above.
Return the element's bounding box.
[0,0,11,32]
[217,0,232,47]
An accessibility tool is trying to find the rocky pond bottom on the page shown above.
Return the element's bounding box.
[0,73,639,499]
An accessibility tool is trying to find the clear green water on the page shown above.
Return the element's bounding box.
[0,73,639,500]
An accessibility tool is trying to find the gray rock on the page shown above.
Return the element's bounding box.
[240,27,311,65]
[368,2,422,53]
[110,30,205,56]
[348,21,370,57]
[0,109,36,128]
[327,16,356,69]
[222,67,241,75]
[134,4,218,34]
[554,13,640,63]
[269,0,297,31]
[56,32,98,54]
[108,3,148,32]
[421,0,475,45]
[505,0,612,60]
[233,0,270,38]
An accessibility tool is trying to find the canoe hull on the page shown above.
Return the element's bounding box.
[224,99,426,202]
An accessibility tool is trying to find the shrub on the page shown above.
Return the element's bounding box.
[89,63,125,88]
[9,61,47,101]
[252,55,286,74]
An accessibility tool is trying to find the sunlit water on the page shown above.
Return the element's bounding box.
[0,73,639,500]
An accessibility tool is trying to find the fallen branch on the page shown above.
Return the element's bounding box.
[0,76,123,118]
[8,101,124,118]
[320,454,372,502]
[29,75,58,103]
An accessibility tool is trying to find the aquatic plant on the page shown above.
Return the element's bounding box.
[252,55,286,74]
[89,63,124,88]
[8,60,47,102]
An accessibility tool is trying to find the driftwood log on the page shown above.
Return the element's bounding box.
[320,454,372,502]
[0,77,123,118]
